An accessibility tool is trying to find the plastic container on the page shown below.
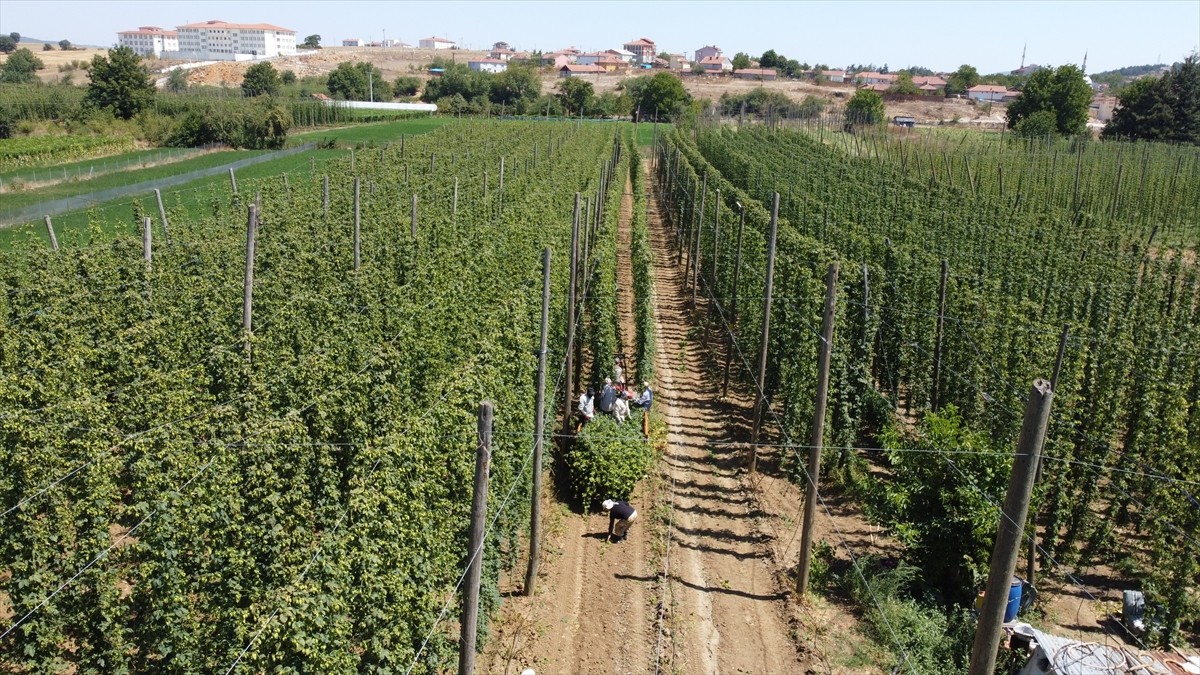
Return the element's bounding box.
[1005,577,1023,622]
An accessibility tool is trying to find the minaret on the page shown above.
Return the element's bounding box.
[1020,43,1026,69]
[1081,50,1088,74]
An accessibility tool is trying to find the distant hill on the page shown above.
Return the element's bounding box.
[1089,63,1167,79]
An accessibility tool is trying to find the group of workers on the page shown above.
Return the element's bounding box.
[575,356,652,427]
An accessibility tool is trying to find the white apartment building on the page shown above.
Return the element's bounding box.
[169,20,296,61]
[116,27,179,58]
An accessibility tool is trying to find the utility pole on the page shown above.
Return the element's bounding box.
[796,263,839,596]
[561,194,581,444]
[968,379,1054,675]
[459,400,493,675]
[749,193,780,472]
[525,249,551,596]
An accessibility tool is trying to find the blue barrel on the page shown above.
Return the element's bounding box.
[1005,577,1023,622]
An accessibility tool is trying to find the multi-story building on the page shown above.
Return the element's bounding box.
[622,37,655,64]
[419,36,457,50]
[171,20,296,61]
[116,27,179,58]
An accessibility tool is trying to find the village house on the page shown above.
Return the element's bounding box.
[622,37,656,64]
[488,46,516,62]
[667,54,690,71]
[855,71,898,85]
[559,64,605,78]
[606,48,637,63]
[820,69,847,83]
[697,55,732,73]
[341,38,364,47]
[694,45,722,62]
[419,36,456,49]
[468,58,507,74]
[541,51,575,69]
[967,84,1008,102]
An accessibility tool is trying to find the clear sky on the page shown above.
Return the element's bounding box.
[1,0,1197,74]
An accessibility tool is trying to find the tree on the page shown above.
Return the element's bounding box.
[241,61,281,97]
[890,72,921,95]
[946,64,979,94]
[0,35,15,54]
[84,46,154,119]
[9,32,19,42]
[43,42,53,51]
[393,75,421,97]
[281,69,296,85]
[301,34,321,49]
[0,48,45,84]
[627,71,690,121]
[1103,54,1199,145]
[326,61,388,101]
[490,65,540,107]
[58,40,71,51]
[1006,64,1092,136]
[1013,109,1059,138]
[760,49,779,68]
[556,77,595,116]
[845,88,886,124]
[731,52,752,71]
[166,67,188,92]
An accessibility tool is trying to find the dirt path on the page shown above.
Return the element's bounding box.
[643,158,802,674]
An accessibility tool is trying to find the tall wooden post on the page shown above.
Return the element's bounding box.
[1027,325,1069,586]
[242,205,257,348]
[323,174,330,219]
[229,167,238,195]
[690,171,707,307]
[968,380,1053,675]
[931,259,949,410]
[711,189,721,297]
[353,177,361,271]
[411,194,418,239]
[142,216,152,263]
[497,157,505,222]
[749,193,780,471]
[561,194,582,442]
[154,189,170,243]
[796,263,840,596]
[453,177,459,221]
[44,215,59,251]
[525,248,552,596]
[722,203,747,398]
[459,401,493,675]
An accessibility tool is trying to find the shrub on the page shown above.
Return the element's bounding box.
[566,415,655,508]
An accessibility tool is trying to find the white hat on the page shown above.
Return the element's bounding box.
[605,377,612,385]
[602,499,615,510]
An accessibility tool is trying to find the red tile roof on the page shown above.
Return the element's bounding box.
[625,38,655,46]
[119,26,178,36]
[968,84,1008,93]
[177,20,293,32]
[734,68,776,76]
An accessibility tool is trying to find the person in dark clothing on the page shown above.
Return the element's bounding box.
[602,499,637,542]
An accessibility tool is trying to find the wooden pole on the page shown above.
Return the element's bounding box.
[453,176,459,222]
[411,194,418,239]
[797,263,840,596]
[1027,325,1069,586]
[498,157,505,222]
[154,188,170,243]
[722,203,746,398]
[431,152,436,173]
[690,171,707,307]
[142,216,152,263]
[323,174,329,219]
[749,193,780,471]
[561,194,581,442]
[229,167,238,195]
[968,380,1053,675]
[525,248,551,596]
[459,400,493,675]
[353,177,361,271]
[711,189,721,297]
[44,215,59,251]
[932,259,949,410]
[242,204,257,345]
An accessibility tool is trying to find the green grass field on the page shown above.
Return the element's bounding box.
[1,118,457,251]
[0,146,215,185]
[290,117,452,146]
[0,150,264,214]
[634,121,664,147]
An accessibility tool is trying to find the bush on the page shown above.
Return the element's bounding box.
[566,415,655,508]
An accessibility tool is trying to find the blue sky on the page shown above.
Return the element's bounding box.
[1,0,1197,74]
